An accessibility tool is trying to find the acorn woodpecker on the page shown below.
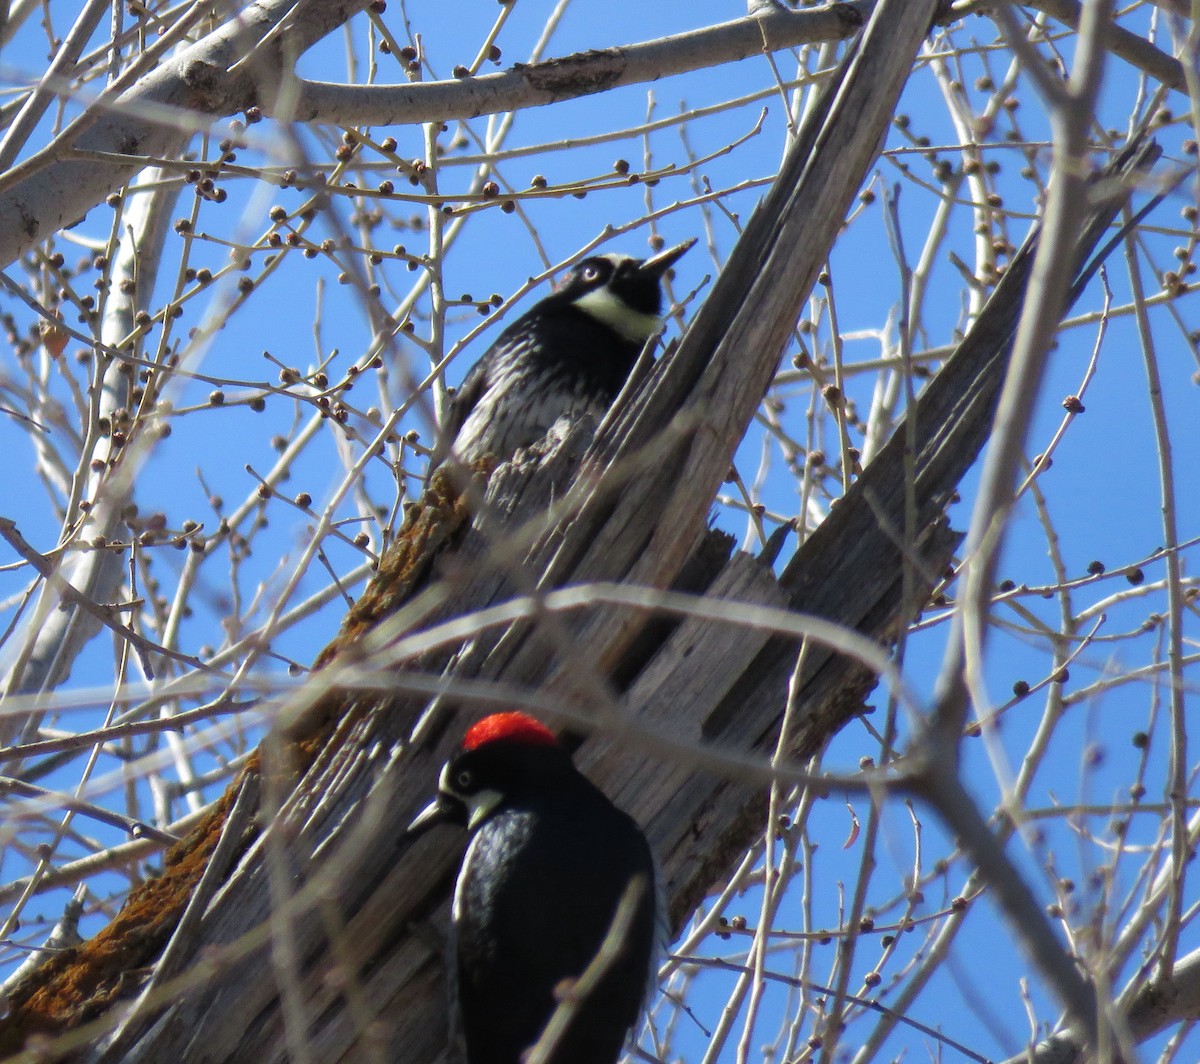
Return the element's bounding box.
[406,712,659,1064]
[431,240,695,478]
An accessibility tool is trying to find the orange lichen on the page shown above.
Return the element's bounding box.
[0,468,483,1055]
[314,463,477,669]
[0,779,242,1054]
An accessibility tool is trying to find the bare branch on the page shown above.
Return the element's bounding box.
[290,6,866,126]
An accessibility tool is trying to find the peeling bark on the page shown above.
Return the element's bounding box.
[0,4,1161,1060]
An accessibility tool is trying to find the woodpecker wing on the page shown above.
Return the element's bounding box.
[454,797,658,1064]
[436,320,542,467]
[442,350,492,447]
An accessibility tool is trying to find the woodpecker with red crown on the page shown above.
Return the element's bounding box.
[430,240,695,479]
[407,712,659,1064]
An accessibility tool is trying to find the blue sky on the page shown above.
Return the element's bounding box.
[0,3,1197,1062]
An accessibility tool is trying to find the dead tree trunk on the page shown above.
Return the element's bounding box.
[0,2,1158,1060]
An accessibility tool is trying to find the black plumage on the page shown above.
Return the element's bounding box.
[406,713,660,1064]
[431,240,694,477]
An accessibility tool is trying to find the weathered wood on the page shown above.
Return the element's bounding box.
[80,4,944,1059]
[5,5,1166,1063]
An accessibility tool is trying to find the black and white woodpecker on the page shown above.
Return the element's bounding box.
[430,240,695,478]
[406,712,660,1064]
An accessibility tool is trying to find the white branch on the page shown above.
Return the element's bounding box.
[0,0,361,268]
[288,5,865,126]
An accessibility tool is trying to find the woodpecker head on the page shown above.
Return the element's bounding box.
[555,239,695,344]
[407,712,574,836]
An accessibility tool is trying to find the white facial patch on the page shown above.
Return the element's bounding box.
[572,255,663,343]
[437,763,504,830]
[464,787,503,831]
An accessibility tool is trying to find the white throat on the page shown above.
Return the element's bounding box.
[573,286,662,344]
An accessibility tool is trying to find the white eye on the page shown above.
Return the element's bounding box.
[581,264,602,282]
